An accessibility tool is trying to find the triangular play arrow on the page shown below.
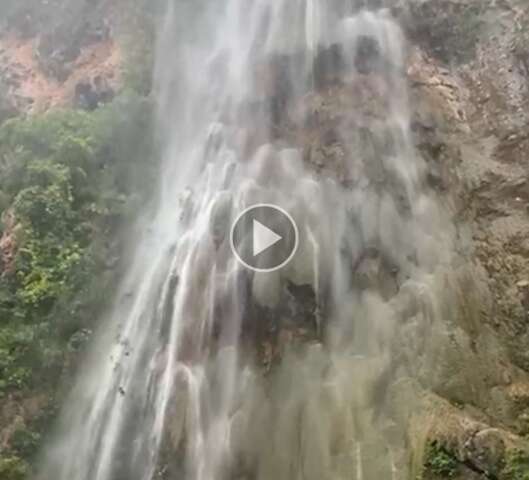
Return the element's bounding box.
[253,219,282,257]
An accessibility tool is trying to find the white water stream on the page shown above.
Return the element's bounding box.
[38,2,453,479]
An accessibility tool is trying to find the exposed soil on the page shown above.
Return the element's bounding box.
[0,32,121,114]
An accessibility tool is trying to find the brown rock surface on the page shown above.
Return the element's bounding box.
[0,33,121,114]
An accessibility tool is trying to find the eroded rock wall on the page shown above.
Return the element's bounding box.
[399,0,529,477]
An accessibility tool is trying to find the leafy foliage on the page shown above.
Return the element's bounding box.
[0,92,156,397]
[0,1,160,477]
[10,428,41,459]
[424,442,459,478]
[117,0,160,95]
[0,91,157,479]
[0,456,29,480]
[503,449,529,480]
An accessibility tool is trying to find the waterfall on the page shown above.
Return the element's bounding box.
[38,2,454,480]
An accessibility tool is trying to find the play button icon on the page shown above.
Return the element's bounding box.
[230,204,299,272]
[253,219,282,256]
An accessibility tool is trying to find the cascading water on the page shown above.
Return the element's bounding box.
[38,2,454,480]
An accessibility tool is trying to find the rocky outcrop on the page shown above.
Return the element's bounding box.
[0,0,122,118]
[394,0,529,476]
[154,3,529,476]
[0,34,121,116]
[240,0,529,475]
[418,394,529,479]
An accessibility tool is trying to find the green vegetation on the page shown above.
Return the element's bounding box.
[424,442,459,478]
[0,456,29,480]
[0,91,157,474]
[0,92,156,393]
[0,401,59,479]
[0,0,162,474]
[118,0,161,96]
[503,449,529,480]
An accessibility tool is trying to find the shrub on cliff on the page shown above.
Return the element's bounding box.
[0,91,156,395]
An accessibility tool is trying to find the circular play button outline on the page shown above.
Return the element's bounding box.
[230,203,299,273]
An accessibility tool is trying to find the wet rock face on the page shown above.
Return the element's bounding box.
[463,429,506,477]
[354,35,381,74]
[313,43,345,88]
[245,281,319,370]
[402,0,529,473]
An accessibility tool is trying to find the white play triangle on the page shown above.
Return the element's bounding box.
[253,219,282,257]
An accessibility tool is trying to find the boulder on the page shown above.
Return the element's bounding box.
[74,75,114,111]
